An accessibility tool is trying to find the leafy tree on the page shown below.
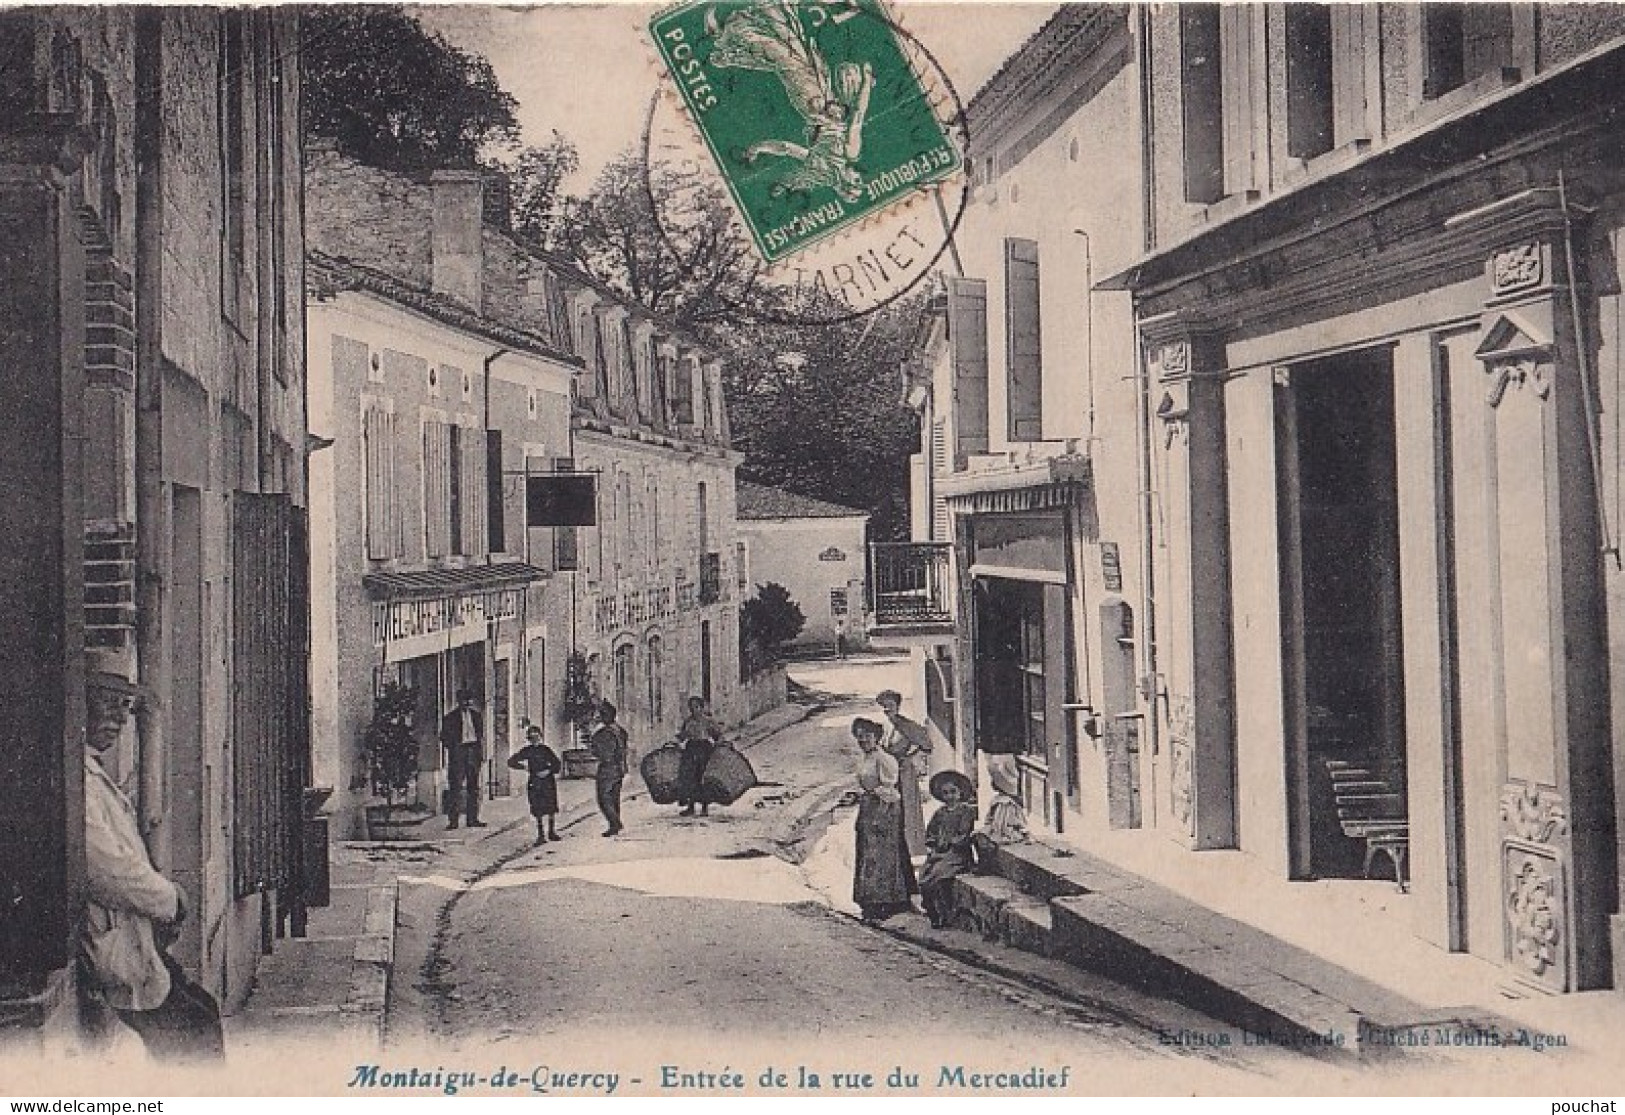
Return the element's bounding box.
[552,149,766,327]
[361,682,420,807]
[503,132,580,247]
[743,583,806,660]
[723,295,925,541]
[301,6,519,170]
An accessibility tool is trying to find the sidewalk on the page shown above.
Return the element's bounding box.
[229,699,815,1050]
[944,833,1625,1063]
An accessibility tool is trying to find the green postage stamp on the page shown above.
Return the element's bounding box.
[649,0,963,263]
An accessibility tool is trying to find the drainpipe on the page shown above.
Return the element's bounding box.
[133,10,168,838]
[1133,319,1161,830]
[253,11,274,492]
[1131,4,1162,826]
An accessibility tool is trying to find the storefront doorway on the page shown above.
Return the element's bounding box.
[1276,348,1408,881]
[973,576,1071,829]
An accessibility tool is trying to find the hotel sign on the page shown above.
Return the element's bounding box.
[371,589,522,647]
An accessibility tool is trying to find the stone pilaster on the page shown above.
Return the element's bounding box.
[1146,318,1236,849]
[1474,230,1617,991]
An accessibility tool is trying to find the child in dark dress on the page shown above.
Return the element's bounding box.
[508,724,562,844]
[918,770,977,929]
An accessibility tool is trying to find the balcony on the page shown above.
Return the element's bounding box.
[867,542,955,642]
[698,552,721,606]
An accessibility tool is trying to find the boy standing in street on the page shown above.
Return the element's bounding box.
[591,701,629,837]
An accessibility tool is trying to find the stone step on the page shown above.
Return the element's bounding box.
[951,874,1053,956]
[1049,891,1362,1050]
[982,841,1505,1056]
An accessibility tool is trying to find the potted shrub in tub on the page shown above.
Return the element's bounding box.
[560,650,599,779]
[361,682,434,840]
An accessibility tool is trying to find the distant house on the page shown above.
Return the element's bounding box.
[306,144,745,840]
[736,483,870,654]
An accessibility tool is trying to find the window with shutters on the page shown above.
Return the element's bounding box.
[1004,239,1043,443]
[1180,4,1225,204]
[421,419,483,558]
[592,315,611,401]
[423,419,453,558]
[651,340,670,428]
[672,354,695,425]
[363,403,401,559]
[1285,4,1334,161]
[619,317,639,417]
[946,276,989,460]
[457,423,486,555]
[1421,5,1513,99]
[486,430,505,554]
[1278,5,1374,170]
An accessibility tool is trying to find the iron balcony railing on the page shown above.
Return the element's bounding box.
[868,542,954,628]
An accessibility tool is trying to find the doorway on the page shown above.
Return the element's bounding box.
[699,620,713,705]
[973,578,1069,828]
[1276,348,1408,880]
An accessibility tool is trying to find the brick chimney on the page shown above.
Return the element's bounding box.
[430,169,484,310]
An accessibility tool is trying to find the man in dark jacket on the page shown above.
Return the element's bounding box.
[439,689,487,829]
[591,701,629,837]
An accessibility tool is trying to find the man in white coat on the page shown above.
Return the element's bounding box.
[81,648,223,1061]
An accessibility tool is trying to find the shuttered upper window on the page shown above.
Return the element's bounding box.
[946,276,989,461]
[1004,238,1043,443]
[1180,4,1225,204]
[363,403,401,560]
[930,419,950,542]
[423,419,486,558]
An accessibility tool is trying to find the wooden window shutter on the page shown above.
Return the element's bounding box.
[946,276,989,459]
[424,420,453,558]
[364,405,395,559]
[930,418,951,541]
[486,429,505,554]
[1180,3,1225,204]
[1220,5,1257,195]
[1004,238,1043,443]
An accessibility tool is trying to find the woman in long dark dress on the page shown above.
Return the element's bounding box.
[851,717,918,922]
[508,724,562,844]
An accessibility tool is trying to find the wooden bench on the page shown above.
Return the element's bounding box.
[1326,760,1409,892]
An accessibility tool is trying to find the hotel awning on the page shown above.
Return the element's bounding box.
[940,453,1093,515]
[362,562,549,601]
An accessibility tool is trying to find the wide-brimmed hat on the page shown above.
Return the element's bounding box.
[985,753,1020,796]
[929,769,975,803]
[85,647,148,699]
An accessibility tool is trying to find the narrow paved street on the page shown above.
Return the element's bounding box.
[383,657,1321,1095]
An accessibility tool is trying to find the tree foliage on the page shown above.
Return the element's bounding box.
[550,149,765,327]
[742,583,806,661]
[302,7,519,170]
[721,295,924,542]
[503,132,580,247]
[362,682,420,806]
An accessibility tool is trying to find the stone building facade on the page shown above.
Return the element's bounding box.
[305,148,742,834]
[736,482,870,655]
[885,6,1149,832]
[1109,5,1625,992]
[0,7,310,1033]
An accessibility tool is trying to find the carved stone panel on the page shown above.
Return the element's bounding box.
[1490,241,1545,297]
[1159,341,1191,378]
[1168,695,1195,839]
[1500,782,1571,992]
